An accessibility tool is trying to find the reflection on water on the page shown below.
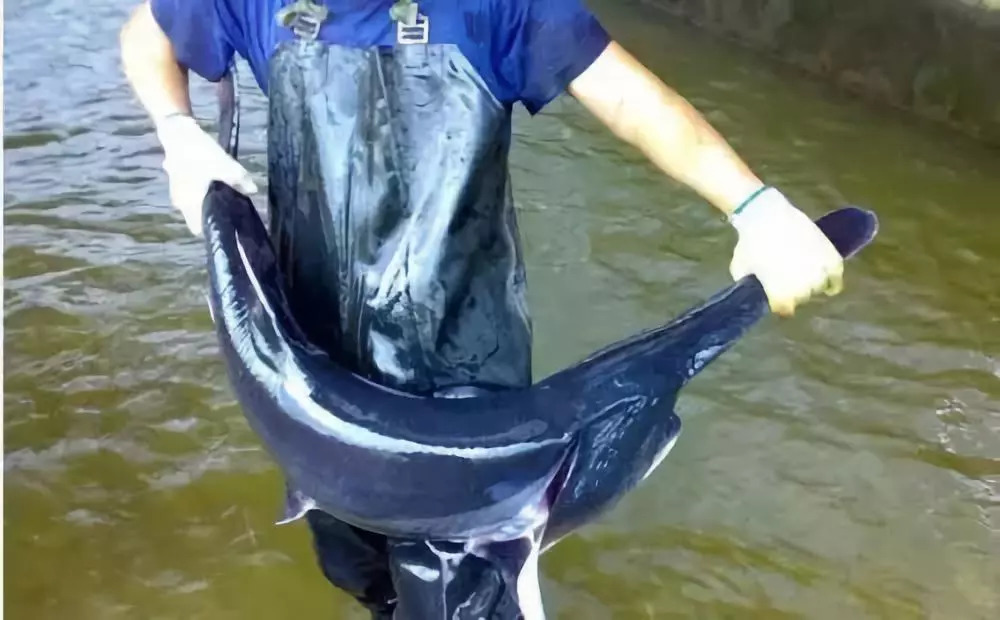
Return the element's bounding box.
[4,0,999,618]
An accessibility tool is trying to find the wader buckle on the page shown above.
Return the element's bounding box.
[390,1,429,45]
[277,0,329,41]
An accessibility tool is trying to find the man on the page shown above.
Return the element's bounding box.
[120,0,845,617]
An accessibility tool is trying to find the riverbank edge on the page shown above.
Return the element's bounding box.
[628,0,1000,149]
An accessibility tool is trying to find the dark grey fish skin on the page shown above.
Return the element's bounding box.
[203,67,877,618]
[201,179,878,544]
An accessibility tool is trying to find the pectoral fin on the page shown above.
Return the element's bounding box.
[206,293,216,324]
[276,484,316,525]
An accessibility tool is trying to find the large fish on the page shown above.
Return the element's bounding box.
[202,68,878,615]
[203,178,876,539]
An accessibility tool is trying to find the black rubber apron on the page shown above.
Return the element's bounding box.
[266,3,532,397]
[264,2,532,617]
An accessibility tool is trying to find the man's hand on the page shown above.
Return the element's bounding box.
[120,2,256,236]
[569,41,846,316]
[729,187,844,316]
[155,113,258,236]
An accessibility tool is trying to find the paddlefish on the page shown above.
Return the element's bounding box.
[202,180,877,547]
[200,67,878,616]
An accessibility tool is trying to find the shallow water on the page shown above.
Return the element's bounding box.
[4,0,999,618]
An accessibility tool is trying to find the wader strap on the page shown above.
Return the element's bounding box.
[216,63,240,159]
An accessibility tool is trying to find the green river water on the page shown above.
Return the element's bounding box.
[4,0,999,618]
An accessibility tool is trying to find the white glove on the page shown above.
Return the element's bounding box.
[729,186,845,317]
[154,113,258,236]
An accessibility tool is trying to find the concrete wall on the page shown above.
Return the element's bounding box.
[636,0,1000,147]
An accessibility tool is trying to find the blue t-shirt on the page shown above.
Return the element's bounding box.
[151,0,611,114]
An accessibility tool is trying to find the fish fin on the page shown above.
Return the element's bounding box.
[205,293,216,324]
[275,485,316,526]
[640,429,681,482]
[678,206,880,381]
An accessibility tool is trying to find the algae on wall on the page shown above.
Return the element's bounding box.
[638,0,1000,146]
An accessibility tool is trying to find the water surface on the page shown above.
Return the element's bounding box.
[4,0,999,618]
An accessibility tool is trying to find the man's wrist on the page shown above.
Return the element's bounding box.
[153,112,203,152]
[153,110,196,131]
[729,186,798,233]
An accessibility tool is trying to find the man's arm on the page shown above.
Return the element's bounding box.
[567,41,763,216]
[568,41,845,316]
[120,1,256,235]
[120,1,193,122]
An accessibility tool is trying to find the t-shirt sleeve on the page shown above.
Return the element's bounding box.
[150,0,236,82]
[493,0,611,115]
